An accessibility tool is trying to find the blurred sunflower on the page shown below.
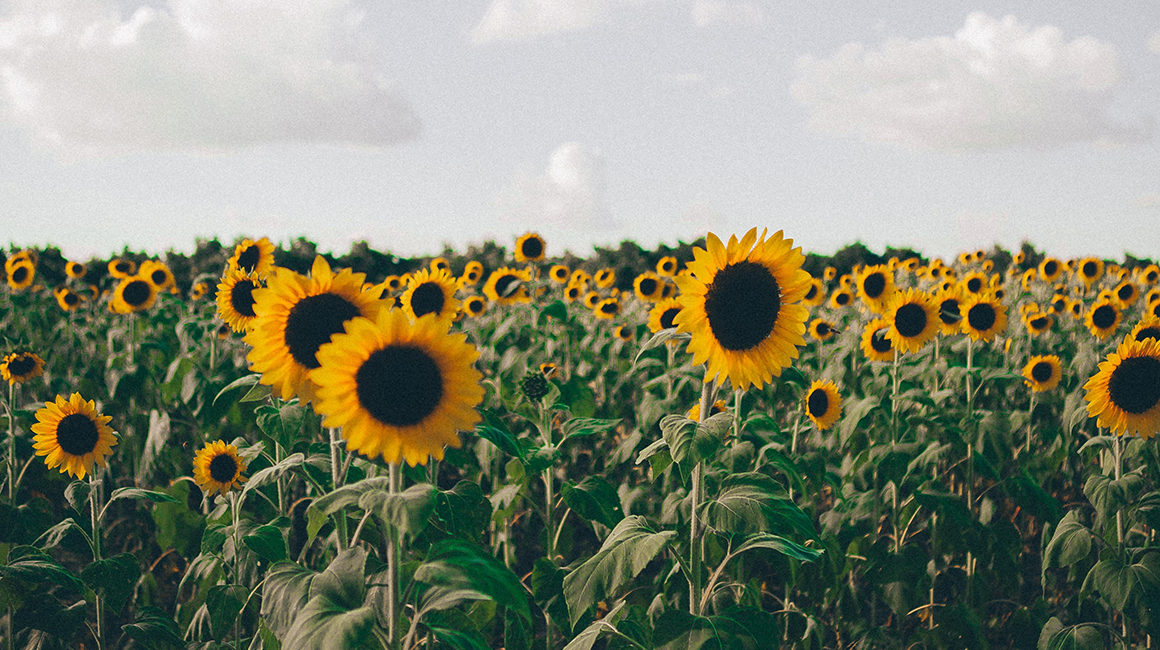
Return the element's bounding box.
[483,267,532,305]
[193,440,248,496]
[549,265,570,284]
[107,259,136,279]
[934,290,963,335]
[633,273,663,302]
[228,238,275,277]
[1086,300,1122,340]
[400,268,459,325]
[614,325,634,342]
[1038,258,1062,283]
[648,298,683,333]
[31,393,117,480]
[1083,338,1160,438]
[216,267,264,332]
[687,399,726,421]
[860,319,895,363]
[55,288,84,312]
[245,256,384,404]
[429,257,451,274]
[461,261,484,286]
[1140,265,1160,286]
[1024,311,1054,337]
[140,260,176,292]
[960,271,989,296]
[582,291,601,309]
[1113,281,1139,308]
[563,284,583,303]
[885,289,939,353]
[673,228,810,390]
[1,351,44,385]
[593,298,620,319]
[809,319,837,342]
[804,381,842,430]
[382,275,404,293]
[1077,257,1104,287]
[514,233,546,263]
[855,265,895,314]
[802,278,826,307]
[190,281,210,301]
[311,309,484,466]
[829,288,854,309]
[1049,294,1069,314]
[1020,269,1037,291]
[539,362,558,379]
[112,276,158,313]
[7,260,34,291]
[656,256,678,277]
[65,261,87,280]
[959,293,1007,342]
[462,295,487,318]
[1127,319,1160,345]
[594,268,616,289]
[570,269,592,287]
[1023,355,1063,392]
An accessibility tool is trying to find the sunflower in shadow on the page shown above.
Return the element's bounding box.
[107,259,136,279]
[2,351,45,385]
[861,319,894,363]
[228,238,276,277]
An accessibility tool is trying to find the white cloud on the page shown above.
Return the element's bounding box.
[1150,30,1160,54]
[791,12,1149,150]
[690,0,765,28]
[472,0,610,43]
[0,0,420,150]
[498,142,619,236]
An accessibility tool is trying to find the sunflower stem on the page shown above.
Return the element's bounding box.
[387,463,400,649]
[690,380,713,615]
[933,337,941,393]
[89,472,104,650]
[229,490,242,650]
[7,382,15,506]
[329,428,349,548]
[540,405,556,650]
[965,336,975,603]
[1025,393,1036,457]
[209,332,217,376]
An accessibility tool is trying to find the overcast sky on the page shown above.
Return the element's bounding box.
[0,0,1157,261]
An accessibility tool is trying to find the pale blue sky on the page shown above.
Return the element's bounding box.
[0,0,1157,261]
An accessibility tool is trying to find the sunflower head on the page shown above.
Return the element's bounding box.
[1023,310,1054,337]
[66,261,87,280]
[855,265,895,313]
[1113,281,1139,308]
[799,278,824,307]
[884,289,939,354]
[108,259,136,279]
[861,319,895,363]
[564,284,583,303]
[1140,265,1160,286]
[656,256,678,277]
[959,293,1007,342]
[570,269,592,287]
[1023,355,1063,392]
[462,295,487,318]
[483,267,532,305]
[140,260,176,291]
[229,238,276,278]
[549,265,570,284]
[593,298,620,319]
[1078,258,1104,286]
[216,267,264,332]
[401,268,460,325]
[539,362,558,379]
[633,273,663,302]
[55,288,85,312]
[1038,258,1062,282]
[593,268,616,289]
[190,281,210,301]
[7,260,35,291]
[31,393,117,479]
[582,291,601,309]
[809,318,837,342]
[310,310,484,466]
[2,351,45,385]
[648,298,683,334]
[960,271,989,296]
[687,399,727,421]
[804,380,843,430]
[460,261,484,286]
[1084,338,1160,438]
[829,288,854,309]
[1086,300,1122,340]
[672,228,811,391]
[193,440,248,496]
[112,276,159,313]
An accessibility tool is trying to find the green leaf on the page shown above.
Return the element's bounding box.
[242,453,305,502]
[562,417,622,440]
[1042,511,1092,570]
[121,606,184,650]
[256,401,309,449]
[538,300,568,326]
[207,584,248,641]
[64,480,90,512]
[660,415,697,465]
[432,480,492,543]
[261,561,318,637]
[731,532,823,563]
[0,546,84,592]
[474,408,525,460]
[12,594,87,639]
[700,473,815,540]
[244,524,289,563]
[429,627,492,650]
[283,547,389,650]
[1081,552,1160,611]
[563,515,676,629]
[35,518,89,551]
[562,601,628,650]
[104,488,179,516]
[82,553,141,613]
[531,558,569,635]
[413,539,530,622]
[561,476,624,529]
[151,481,205,557]
[633,329,691,367]
[356,483,438,539]
[1039,619,1104,650]
[213,373,262,406]
[1084,472,1145,529]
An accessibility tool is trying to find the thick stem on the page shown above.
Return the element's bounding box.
[932,337,941,393]
[1114,435,1124,546]
[230,491,242,650]
[329,428,349,548]
[275,442,286,514]
[7,383,14,505]
[1025,393,1036,457]
[209,333,217,375]
[965,337,975,601]
[690,381,713,615]
[387,464,400,648]
[89,474,104,650]
[541,407,555,650]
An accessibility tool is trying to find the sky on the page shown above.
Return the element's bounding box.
[0,0,1157,261]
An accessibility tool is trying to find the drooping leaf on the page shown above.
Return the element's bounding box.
[242,453,305,502]
[206,584,248,641]
[1042,511,1092,570]
[121,606,185,650]
[413,539,530,622]
[0,546,84,592]
[700,473,815,540]
[261,561,318,637]
[244,524,289,563]
[81,552,141,613]
[561,476,625,529]
[360,483,437,538]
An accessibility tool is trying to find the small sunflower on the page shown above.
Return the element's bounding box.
[539,362,558,379]
[802,278,826,307]
[829,288,854,309]
[7,260,34,291]
[687,399,727,421]
[216,267,264,332]
[804,381,842,430]
[933,290,963,335]
[483,267,532,305]
[959,294,1007,342]
[1113,281,1139,308]
[1038,258,1063,283]
[1023,310,1054,337]
[462,295,487,317]
[31,393,117,480]
[55,288,84,312]
[190,281,210,301]
[593,268,615,289]
[648,298,683,333]
[549,265,570,284]
[400,268,460,325]
[884,289,939,354]
[855,265,895,314]
[108,259,136,279]
[1,352,45,385]
[382,275,404,293]
[1021,269,1038,291]
[570,270,592,287]
[1086,300,1122,340]
[1077,257,1104,287]
[564,284,583,303]
[614,325,634,341]
[1049,294,1069,314]
[514,233,547,263]
[461,261,484,286]
[65,261,87,280]
[582,291,601,309]
[1083,339,1160,438]
[960,271,989,296]
[656,256,678,277]
[245,256,385,404]
[112,276,158,313]
[673,228,810,391]
[311,309,484,466]
[593,298,620,319]
[1127,319,1160,345]
[860,319,895,363]
[1140,265,1160,286]
[633,273,664,302]
[1023,355,1063,392]
[660,281,678,299]
[228,238,276,277]
[192,440,248,496]
[429,257,451,275]
[140,260,176,291]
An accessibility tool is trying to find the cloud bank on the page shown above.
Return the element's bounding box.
[791,13,1148,150]
[498,142,619,237]
[0,0,420,150]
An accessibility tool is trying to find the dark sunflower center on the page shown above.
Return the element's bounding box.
[468,298,484,313]
[1092,305,1117,330]
[521,237,543,259]
[894,303,927,338]
[1031,361,1053,383]
[56,413,99,456]
[356,345,444,427]
[1043,261,1058,276]
[115,261,132,274]
[64,293,80,306]
[1030,317,1049,330]
[1083,262,1099,278]
[938,299,961,325]
[236,246,260,273]
[862,273,886,299]
[1118,285,1134,300]
[494,274,519,297]
[662,261,675,273]
[703,261,781,351]
[640,278,658,296]
[11,267,28,283]
[816,322,832,336]
[1107,356,1160,414]
[966,278,982,293]
[567,287,580,299]
[410,282,445,318]
[283,293,361,369]
[1052,298,1066,312]
[807,389,829,417]
[208,453,238,483]
[123,280,152,307]
[600,301,618,315]
[230,280,258,318]
[870,328,892,353]
[660,308,680,330]
[967,303,996,332]
[805,284,818,300]
[8,355,36,376]
[553,268,567,280]
[151,269,168,285]
[836,292,851,306]
[1148,271,1159,283]
[1136,327,1160,342]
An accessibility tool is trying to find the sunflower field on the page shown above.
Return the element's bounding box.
[1,231,1159,650]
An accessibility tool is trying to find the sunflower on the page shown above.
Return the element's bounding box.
[1020,269,1037,291]
[614,325,634,342]
[5,250,35,269]
[593,298,620,319]
[108,259,136,279]
[228,238,276,277]
[1049,294,1069,314]
[687,399,726,421]
[1083,339,1160,438]
[216,323,232,340]
[860,319,895,362]
[1113,281,1139,308]
[1023,355,1063,392]
[190,281,210,301]
[31,393,117,480]
[462,295,487,317]
[1,352,45,385]
[855,265,895,313]
[648,298,683,333]
[112,276,158,313]
[1023,310,1054,337]
[570,270,592,287]
[809,318,837,341]
[66,261,87,280]
[245,256,385,404]
[216,267,264,332]
[310,310,483,466]
[829,288,854,309]
[1140,265,1160,286]
[583,291,601,309]
[1086,299,1122,340]
[429,257,451,275]
[673,228,810,391]
[400,268,459,325]
[55,288,84,312]
[1077,257,1104,287]
[656,256,678,277]
[460,261,484,287]
[884,289,939,353]
[539,362,558,379]
[634,273,664,302]
[563,284,583,303]
[802,278,826,307]
[140,260,176,291]
[192,440,248,496]
[382,275,404,294]
[960,271,989,296]
[590,268,614,290]
[549,265,570,284]
[1038,258,1063,283]
[959,293,1007,342]
[933,290,963,335]
[483,267,532,305]
[804,381,842,430]
[511,232,547,263]
[7,260,34,291]
[1126,318,1160,345]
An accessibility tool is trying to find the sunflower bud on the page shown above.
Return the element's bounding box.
[520,371,550,402]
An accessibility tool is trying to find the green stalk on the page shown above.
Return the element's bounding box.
[891,348,902,556]
[690,380,713,615]
[387,463,400,649]
[329,428,349,548]
[230,491,242,650]
[7,383,14,505]
[965,337,975,601]
[1114,434,1128,640]
[89,473,104,650]
[540,406,555,650]
[1025,393,1036,457]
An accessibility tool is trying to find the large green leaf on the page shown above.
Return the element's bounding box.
[561,417,622,440]
[431,480,492,543]
[244,524,289,563]
[206,584,247,641]
[359,483,437,538]
[660,413,732,466]
[242,453,305,502]
[562,601,629,650]
[563,516,676,629]
[1083,472,1145,529]
[700,473,814,540]
[284,547,389,650]
[561,476,624,529]
[1081,551,1160,611]
[413,539,530,622]
[261,561,318,637]
[1,545,83,592]
[1038,618,1104,650]
[82,552,141,613]
[1042,511,1092,570]
[122,605,185,649]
